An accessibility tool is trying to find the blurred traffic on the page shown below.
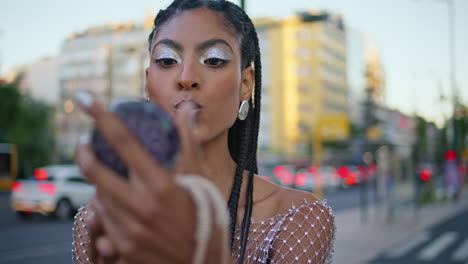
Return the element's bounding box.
[10,165,94,220]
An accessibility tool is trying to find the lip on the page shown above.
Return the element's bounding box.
[173,99,203,111]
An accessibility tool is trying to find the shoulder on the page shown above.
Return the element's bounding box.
[263,178,322,216]
[253,176,332,221]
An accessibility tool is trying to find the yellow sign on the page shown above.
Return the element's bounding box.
[366,126,382,142]
[462,149,468,161]
[317,114,349,141]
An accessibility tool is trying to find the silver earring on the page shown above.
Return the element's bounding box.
[238,100,249,120]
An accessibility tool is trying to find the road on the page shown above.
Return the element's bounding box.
[369,206,468,264]
[0,192,73,264]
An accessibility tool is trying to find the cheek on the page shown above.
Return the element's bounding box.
[204,72,242,128]
[146,70,175,113]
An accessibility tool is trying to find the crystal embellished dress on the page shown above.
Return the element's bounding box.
[73,200,335,264]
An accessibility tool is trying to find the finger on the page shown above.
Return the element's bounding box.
[93,197,129,255]
[174,102,205,176]
[74,89,171,190]
[76,143,145,219]
[96,236,117,259]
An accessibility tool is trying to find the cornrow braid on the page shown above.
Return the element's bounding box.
[238,14,262,263]
[227,113,250,247]
[147,1,262,262]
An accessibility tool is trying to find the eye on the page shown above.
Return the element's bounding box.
[155,58,178,67]
[204,58,227,67]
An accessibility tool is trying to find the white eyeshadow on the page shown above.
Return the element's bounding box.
[156,47,182,63]
[200,48,232,63]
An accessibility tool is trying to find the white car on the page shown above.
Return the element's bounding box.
[10,165,95,220]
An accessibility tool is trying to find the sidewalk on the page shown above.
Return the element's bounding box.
[333,190,468,264]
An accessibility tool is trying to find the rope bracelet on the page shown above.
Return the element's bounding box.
[175,174,230,264]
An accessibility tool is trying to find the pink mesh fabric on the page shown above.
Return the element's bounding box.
[72,207,94,264]
[231,200,335,264]
[72,200,335,264]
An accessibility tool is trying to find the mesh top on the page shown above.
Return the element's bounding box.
[72,200,335,264]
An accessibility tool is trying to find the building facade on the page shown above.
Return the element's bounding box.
[254,11,350,162]
[57,19,153,159]
[5,57,59,106]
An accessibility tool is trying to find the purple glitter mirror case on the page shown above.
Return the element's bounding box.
[91,101,180,178]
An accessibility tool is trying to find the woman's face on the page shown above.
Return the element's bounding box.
[146,8,253,144]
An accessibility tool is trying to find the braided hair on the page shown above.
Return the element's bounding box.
[148,0,262,262]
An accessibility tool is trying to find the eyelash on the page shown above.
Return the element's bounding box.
[154,58,178,68]
[153,57,230,68]
[204,58,229,68]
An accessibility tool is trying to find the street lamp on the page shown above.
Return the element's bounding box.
[415,0,458,150]
[240,0,245,10]
[447,0,459,152]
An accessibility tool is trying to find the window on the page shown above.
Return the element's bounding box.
[323,82,347,96]
[296,48,311,59]
[66,176,91,184]
[299,85,311,93]
[299,103,312,113]
[323,101,348,112]
[296,29,312,40]
[297,65,311,76]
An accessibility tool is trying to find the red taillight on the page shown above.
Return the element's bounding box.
[420,169,431,182]
[345,172,358,185]
[445,150,457,161]
[12,182,22,192]
[273,166,287,178]
[280,171,293,185]
[337,167,350,179]
[38,183,56,195]
[294,173,307,186]
[34,169,49,181]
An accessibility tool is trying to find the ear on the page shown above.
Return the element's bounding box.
[144,67,149,97]
[240,66,254,101]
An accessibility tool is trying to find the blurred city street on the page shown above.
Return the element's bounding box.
[1,186,467,263]
[334,188,468,264]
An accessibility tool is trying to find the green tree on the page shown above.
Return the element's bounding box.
[0,79,56,178]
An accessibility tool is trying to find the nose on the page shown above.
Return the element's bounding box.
[177,61,200,90]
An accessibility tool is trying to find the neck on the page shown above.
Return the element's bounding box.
[200,130,237,201]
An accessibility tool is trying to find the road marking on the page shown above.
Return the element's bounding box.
[385,231,430,258]
[0,242,71,263]
[418,232,457,261]
[453,237,468,261]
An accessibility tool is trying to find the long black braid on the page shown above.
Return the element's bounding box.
[148,1,262,262]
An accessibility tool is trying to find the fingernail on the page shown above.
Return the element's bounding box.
[74,90,93,108]
[79,133,90,144]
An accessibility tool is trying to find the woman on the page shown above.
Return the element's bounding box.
[73,0,335,263]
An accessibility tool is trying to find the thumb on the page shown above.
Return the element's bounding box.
[174,102,205,176]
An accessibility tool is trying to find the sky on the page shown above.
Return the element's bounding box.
[1,0,467,125]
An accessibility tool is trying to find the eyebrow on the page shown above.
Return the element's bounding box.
[197,39,234,53]
[152,39,183,55]
[152,38,234,55]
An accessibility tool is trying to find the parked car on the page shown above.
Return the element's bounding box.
[10,165,95,220]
